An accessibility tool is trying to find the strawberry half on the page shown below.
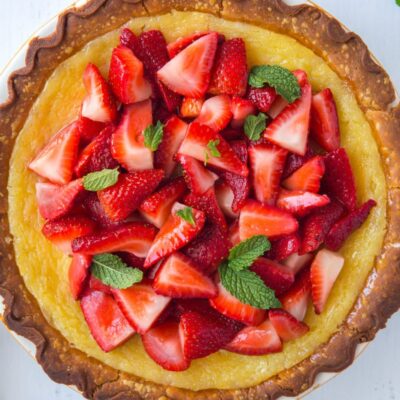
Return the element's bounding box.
[69,254,92,300]
[89,275,113,295]
[157,32,218,98]
[283,253,313,275]
[81,63,118,123]
[266,233,301,262]
[269,309,309,341]
[215,181,238,219]
[310,249,344,314]
[80,289,135,352]
[167,32,209,58]
[29,122,80,185]
[153,252,217,298]
[247,86,277,113]
[119,27,139,52]
[180,97,204,118]
[98,170,164,222]
[230,97,256,128]
[195,95,232,132]
[76,115,106,144]
[282,145,315,180]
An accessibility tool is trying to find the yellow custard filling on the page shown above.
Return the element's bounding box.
[8,11,386,391]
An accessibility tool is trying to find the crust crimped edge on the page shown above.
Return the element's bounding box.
[0,1,400,399]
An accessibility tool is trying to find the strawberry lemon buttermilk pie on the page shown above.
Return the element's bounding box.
[1,1,400,399]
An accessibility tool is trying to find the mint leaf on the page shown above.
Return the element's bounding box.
[144,121,164,151]
[228,235,271,271]
[91,253,143,289]
[207,139,221,157]
[397,0,400,6]
[176,206,195,226]
[249,65,301,103]
[244,113,267,141]
[83,168,119,192]
[219,262,281,309]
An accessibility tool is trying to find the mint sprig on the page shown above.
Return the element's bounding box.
[144,120,164,151]
[176,206,196,226]
[83,168,119,192]
[244,113,267,141]
[204,139,221,166]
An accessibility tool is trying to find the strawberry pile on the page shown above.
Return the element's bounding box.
[28,28,376,371]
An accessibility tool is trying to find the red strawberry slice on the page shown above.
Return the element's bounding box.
[153,252,217,298]
[310,249,344,314]
[325,199,376,251]
[283,253,313,275]
[184,187,227,232]
[176,154,218,195]
[264,82,312,155]
[139,177,187,228]
[117,252,145,270]
[249,143,288,205]
[310,88,340,151]
[154,115,188,177]
[76,115,106,144]
[42,215,96,254]
[178,122,248,176]
[36,179,84,220]
[71,222,158,257]
[98,170,164,222]
[225,319,282,355]
[80,289,135,352]
[247,86,277,113]
[182,223,230,275]
[157,32,218,98]
[195,95,232,132]
[282,145,315,180]
[283,156,325,193]
[29,122,80,185]
[142,321,190,371]
[277,189,330,217]
[144,202,206,268]
[228,220,241,247]
[109,45,152,104]
[81,63,118,123]
[322,148,357,211]
[251,258,295,296]
[300,200,345,254]
[167,32,209,58]
[230,97,256,128]
[113,281,171,333]
[215,181,238,219]
[208,38,248,97]
[180,97,204,118]
[111,100,154,172]
[220,128,243,141]
[266,233,301,262]
[268,95,288,119]
[239,200,298,241]
[119,27,139,51]
[89,275,113,295]
[210,279,266,326]
[269,309,309,341]
[69,254,92,300]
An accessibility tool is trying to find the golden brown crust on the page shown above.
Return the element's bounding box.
[0,0,400,399]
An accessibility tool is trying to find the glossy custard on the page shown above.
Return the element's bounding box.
[8,11,386,391]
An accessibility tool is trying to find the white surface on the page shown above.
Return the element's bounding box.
[0,1,399,399]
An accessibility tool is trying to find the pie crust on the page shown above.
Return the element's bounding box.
[1,1,400,399]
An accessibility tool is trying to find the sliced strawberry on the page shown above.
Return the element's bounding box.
[215,180,238,219]
[144,202,206,267]
[310,249,344,314]
[322,148,357,211]
[71,222,157,257]
[325,199,376,251]
[228,220,241,247]
[81,63,117,123]
[89,275,113,295]
[82,192,122,228]
[69,254,92,300]
[239,200,298,241]
[76,115,106,144]
[268,95,288,119]
[139,177,187,228]
[180,97,204,118]
[195,95,232,132]
[176,154,218,195]
[277,189,330,217]
[142,321,190,371]
[248,143,287,205]
[230,97,256,128]
[154,115,187,177]
[117,252,145,270]
[29,122,80,185]
[119,27,139,51]
[247,86,277,113]
[208,38,248,97]
[251,258,295,296]
[283,253,313,275]
[269,309,309,341]
[283,156,325,193]
[282,145,315,180]
[225,319,282,355]
[266,233,301,262]
[111,100,154,172]
[98,170,164,222]
[178,122,248,176]
[157,32,218,98]
[167,32,209,58]
[42,215,96,254]
[113,281,171,333]
[220,128,243,141]
[80,289,135,352]
[184,187,227,232]
[36,179,84,220]
[310,88,340,152]
[153,252,217,298]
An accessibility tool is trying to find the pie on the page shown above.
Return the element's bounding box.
[1,0,400,399]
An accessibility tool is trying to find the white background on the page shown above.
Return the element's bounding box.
[0,1,399,399]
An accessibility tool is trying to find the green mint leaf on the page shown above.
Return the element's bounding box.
[219,262,281,309]
[91,253,143,289]
[144,120,164,151]
[207,139,221,158]
[244,113,267,141]
[228,235,271,271]
[83,168,119,192]
[176,206,196,226]
[397,0,400,6]
[249,65,301,103]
